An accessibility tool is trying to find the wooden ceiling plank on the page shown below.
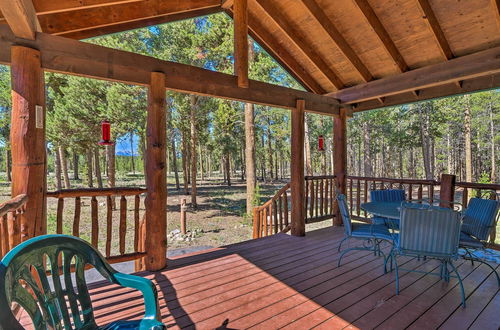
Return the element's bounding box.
[234,0,248,88]
[62,7,221,39]
[245,12,325,94]
[329,45,500,103]
[255,0,344,90]
[352,0,408,73]
[37,0,221,35]
[300,0,373,82]
[0,0,41,39]
[415,0,453,60]
[0,26,339,115]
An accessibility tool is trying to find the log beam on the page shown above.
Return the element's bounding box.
[233,0,248,88]
[0,26,339,115]
[10,45,46,239]
[439,174,456,208]
[145,71,167,271]
[333,108,348,226]
[291,99,305,236]
[329,45,500,104]
[0,0,41,39]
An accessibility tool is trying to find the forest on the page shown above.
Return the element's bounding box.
[0,13,498,215]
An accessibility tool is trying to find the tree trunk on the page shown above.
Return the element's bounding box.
[59,146,71,189]
[106,144,116,188]
[181,132,189,194]
[464,95,473,182]
[55,147,62,190]
[72,152,79,180]
[225,153,231,186]
[129,132,136,175]
[171,138,180,190]
[304,116,313,176]
[199,144,205,182]
[86,149,94,188]
[418,104,433,180]
[190,95,198,207]
[488,100,496,182]
[94,148,103,188]
[244,102,256,214]
[363,121,372,176]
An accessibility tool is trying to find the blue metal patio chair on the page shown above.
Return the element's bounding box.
[336,194,395,267]
[389,203,465,307]
[0,234,165,330]
[459,197,500,285]
[370,189,405,229]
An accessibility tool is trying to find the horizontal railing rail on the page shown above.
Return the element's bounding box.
[0,194,28,258]
[46,187,147,265]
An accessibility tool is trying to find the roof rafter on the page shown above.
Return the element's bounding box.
[300,0,373,82]
[225,9,325,94]
[352,0,408,73]
[415,0,453,60]
[63,7,221,40]
[30,0,221,36]
[0,0,41,40]
[255,0,344,90]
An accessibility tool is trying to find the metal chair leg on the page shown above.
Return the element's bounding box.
[393,253,400,295]
[338,237,348,252]
[448,260,466,308]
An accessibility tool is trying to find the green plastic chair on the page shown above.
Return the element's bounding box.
[0,234,165,330]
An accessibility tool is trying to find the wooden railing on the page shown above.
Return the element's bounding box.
[346,176,439,222]
[252,183,291,238]
[305,175,336,223]
[46,187,147,264]
[0,194,28,258]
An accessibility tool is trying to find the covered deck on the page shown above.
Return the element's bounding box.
[20,226,497,329]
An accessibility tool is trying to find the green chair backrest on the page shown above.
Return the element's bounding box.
[0,235,121,330]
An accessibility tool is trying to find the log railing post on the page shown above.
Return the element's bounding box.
[145,71,167,271]
[333,107,348,225]
[10,45,47,239]
[291,99,305,236]
[439,173,456,208]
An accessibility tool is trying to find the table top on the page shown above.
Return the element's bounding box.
[360,201,402,219]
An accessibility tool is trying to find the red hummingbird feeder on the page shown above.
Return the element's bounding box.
[98,120,114,146]
[318,135,325,152]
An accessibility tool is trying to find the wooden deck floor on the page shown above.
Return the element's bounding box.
[24,227,500,329]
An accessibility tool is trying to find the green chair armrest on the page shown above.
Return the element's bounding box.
[113,273,161,322]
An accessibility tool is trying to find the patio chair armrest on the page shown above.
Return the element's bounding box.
[113,272,161,322]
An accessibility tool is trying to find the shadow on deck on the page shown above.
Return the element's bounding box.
[42,227,500,329]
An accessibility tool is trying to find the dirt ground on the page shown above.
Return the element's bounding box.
[0,172,331,256]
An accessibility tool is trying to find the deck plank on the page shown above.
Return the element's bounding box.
[18,227,499,329]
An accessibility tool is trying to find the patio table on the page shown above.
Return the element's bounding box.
[360,201,402,220]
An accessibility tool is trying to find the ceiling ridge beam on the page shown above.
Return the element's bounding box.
[329,45,500,103]
[300,0,373,82]
[352,0,408,73]
[0,0,41,40]
[255,0,344,90]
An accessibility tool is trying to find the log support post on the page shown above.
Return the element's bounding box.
[234,0,248,88]
[439,173,456,208]
[10,45,47,239]
[145,71,167,271]
[291,99,305,236]
[333,107,349,226]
